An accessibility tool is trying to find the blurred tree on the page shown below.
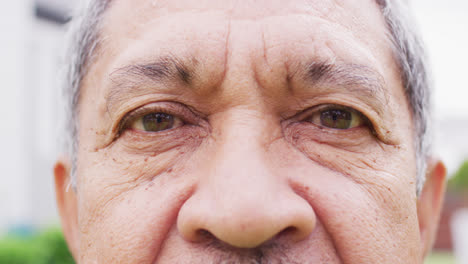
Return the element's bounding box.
[0,228,74,264]
[448,159,468,192]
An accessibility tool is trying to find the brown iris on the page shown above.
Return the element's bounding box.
[142,113,175,132]
[305,105,365,130]
[320,109,353,129]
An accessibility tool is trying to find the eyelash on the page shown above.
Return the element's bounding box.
[117,102,376,139]
[297,104,374,129]
[118,102,192,134]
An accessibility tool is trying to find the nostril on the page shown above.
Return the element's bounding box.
[196,229,217,242]
[275,226,298,240]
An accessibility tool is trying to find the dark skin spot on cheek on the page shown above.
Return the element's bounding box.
[92,129,106,136]
[145,181,155,191]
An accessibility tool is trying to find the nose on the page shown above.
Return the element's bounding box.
[177,126,316,248]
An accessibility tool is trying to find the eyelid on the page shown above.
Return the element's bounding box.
[118,102,195,134]
[297,104,373,130]
[310,104,360,114]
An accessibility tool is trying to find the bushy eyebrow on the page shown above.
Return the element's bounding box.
[106,56,194,113]
[294,61,390,115]
[106,57,389,118]
[113,56,192,84]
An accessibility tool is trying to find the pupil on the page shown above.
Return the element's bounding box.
[143,113,174,132]
[320,109,352,129]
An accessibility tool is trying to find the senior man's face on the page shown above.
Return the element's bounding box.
[55,0,447,263]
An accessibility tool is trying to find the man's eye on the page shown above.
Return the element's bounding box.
[131,113,183,132]
[307,107,365,129]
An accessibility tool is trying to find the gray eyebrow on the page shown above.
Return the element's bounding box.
[112,56,192,84]
[106,56,193,113]
[106,58,389,118]
[297,61,390,115]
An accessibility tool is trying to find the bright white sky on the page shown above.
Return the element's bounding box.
[411,0,468,174]
[412,0,468,119]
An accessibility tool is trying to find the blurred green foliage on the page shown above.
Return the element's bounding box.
[448,159,468,192]
[425,251,455,264]
[0,228,75,264]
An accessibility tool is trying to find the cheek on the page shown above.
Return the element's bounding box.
[76,124,206,221]
[110,181,193,263]
[75,131,204,261]
[287,164,420,262]
[285,121,417,196]
[280,126,421,261]
[76,158,197,263]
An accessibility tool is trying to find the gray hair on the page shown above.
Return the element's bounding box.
[63,0,432,194]
[377,0,432,195]
[62,0,110,187]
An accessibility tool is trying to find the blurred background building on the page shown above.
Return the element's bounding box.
[0,0,77,234]
[0,0,467,258]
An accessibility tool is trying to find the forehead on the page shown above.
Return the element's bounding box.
[83,0,405,127]
[88,0,400,111]
[99,0,391,65]
[104,0,384,27]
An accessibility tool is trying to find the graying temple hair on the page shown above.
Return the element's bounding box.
[63,0,432,194]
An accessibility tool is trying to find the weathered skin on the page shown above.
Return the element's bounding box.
[54,0,446,263]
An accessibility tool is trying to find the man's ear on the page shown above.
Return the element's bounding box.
[417,158,447,258]
[54,156,79,259]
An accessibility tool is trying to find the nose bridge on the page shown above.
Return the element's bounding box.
[208,125,279,211]
[207,109,284,197]
[212,112,275,184]
[204,111,281,220]
[177,112,316,248]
